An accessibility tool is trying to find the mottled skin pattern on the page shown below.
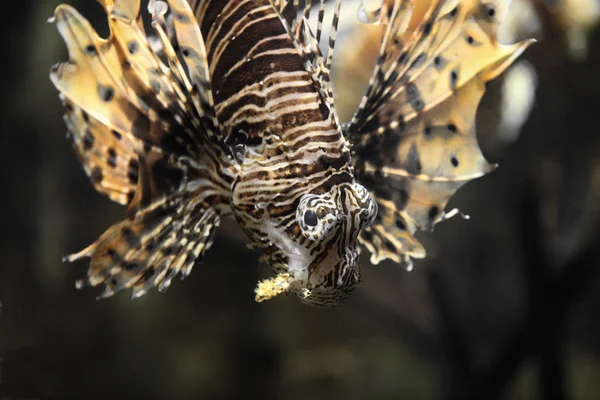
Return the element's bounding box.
[50,0,531,306]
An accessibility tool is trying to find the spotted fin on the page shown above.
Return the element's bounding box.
[50,0,227,165]
[61,95,139,205]
[66,192,220,299]
[63,143,224,298]
[51,0,231,297]
[346,0,533,265]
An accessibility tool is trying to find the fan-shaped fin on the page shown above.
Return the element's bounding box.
[52,0,232,297]
[50,1,227,162]
[66,191,220,299]
[64,143,224,298]
[51,5,178,151]
[347,0,533,264]
[359,196,426,267]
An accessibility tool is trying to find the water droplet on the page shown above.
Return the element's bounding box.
[357,2,381,24]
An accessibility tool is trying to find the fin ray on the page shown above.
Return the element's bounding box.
[347,0,533,263]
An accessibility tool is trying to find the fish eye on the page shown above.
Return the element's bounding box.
[304,210,319,227]
[296,194,337,239]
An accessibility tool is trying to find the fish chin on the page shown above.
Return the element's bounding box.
[260,220,355,306]
[287,253,310,280]
[293,279,353,307]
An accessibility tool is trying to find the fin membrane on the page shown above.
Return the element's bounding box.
[67,192,220,299]
[51,0,229,297]
[346,0,533,265]
[65,147,222,298]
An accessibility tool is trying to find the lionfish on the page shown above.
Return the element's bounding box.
[50,0,532,306]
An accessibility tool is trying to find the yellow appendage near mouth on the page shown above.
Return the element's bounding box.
[254,273,291,302]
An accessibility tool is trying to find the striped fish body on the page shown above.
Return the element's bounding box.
[195,1,376,305]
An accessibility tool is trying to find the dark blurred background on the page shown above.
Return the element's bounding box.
[2,0,600,399]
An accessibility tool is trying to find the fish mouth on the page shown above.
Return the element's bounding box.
[302,249,360,289]
[257,249,360,307]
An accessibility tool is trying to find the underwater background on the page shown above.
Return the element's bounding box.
[1,0,600,398]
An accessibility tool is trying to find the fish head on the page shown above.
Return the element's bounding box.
[282,181,377,306]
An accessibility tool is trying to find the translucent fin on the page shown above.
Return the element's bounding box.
[52,0,230,297]
[66,192,220,299]
[61,95,139,205]
[64,144,223,298]
[50,0,227,163]
[346,0,534,264]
